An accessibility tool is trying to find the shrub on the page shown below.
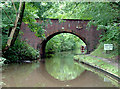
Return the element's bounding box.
[2,38,39,63]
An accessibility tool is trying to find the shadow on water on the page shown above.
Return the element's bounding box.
[2,51,119,87]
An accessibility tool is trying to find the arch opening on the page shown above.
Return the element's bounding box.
[39,31,88,58]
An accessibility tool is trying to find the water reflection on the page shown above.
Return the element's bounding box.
[45,52,85,81]
[2,51,118,87]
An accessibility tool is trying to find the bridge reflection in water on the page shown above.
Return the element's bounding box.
[2,51,117,87]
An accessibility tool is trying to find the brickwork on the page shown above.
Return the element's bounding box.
[20,19,103,58]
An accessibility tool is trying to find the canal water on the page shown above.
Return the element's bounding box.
[2,51,118,87]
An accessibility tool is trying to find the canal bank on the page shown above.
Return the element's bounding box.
[74,54,119,80]
[73,60,119,87]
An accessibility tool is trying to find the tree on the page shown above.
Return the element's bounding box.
[43,2,120,54]
[22,2,53,38]
[1,1,25,51]
[45,33,84,54]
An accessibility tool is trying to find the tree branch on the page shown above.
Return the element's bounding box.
[2,8,13,24]
[11,1,26,46]
[7,0,22,47]
[11,0,17,13]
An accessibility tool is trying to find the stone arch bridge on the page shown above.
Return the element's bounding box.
[20,19,103,58]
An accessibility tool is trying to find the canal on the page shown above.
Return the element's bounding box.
[2,51,118,87]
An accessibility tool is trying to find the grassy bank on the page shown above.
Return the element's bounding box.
[74,43,119,77]
[91,43,119,62]
[74,55,118,76]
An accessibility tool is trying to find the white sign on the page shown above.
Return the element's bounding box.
[62,27,64,29]
[104,44,113,50]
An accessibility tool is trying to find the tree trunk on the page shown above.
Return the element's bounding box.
[3,1,25,52]
[11,2,25,46]
[6,1,22,47]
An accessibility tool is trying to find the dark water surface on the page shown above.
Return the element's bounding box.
[2,51,118,87]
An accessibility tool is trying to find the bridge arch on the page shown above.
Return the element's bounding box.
[38,30,89,58]
[21,19,103,59]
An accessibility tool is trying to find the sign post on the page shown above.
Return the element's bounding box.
[104,44,113,54]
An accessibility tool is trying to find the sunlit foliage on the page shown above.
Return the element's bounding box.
[45,33,86,54]
[43,2,120,55]
[1,1,120,61]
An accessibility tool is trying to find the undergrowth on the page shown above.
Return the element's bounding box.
[2,38,39,63]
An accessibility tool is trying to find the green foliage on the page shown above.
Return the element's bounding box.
[45,33,86,55]
[22,2,45,38]
[1,2,52,62]
[43,2,120,56]
[46,52,85,81]
[2,38,39,63]
[42,2,91,19]
[1,2,52,49]
[1,2,120,62]
[100,23,120,42]
[91,43,118,60]
[23,2,53,39]
[1,2,17,49]
[82,3,120,48]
